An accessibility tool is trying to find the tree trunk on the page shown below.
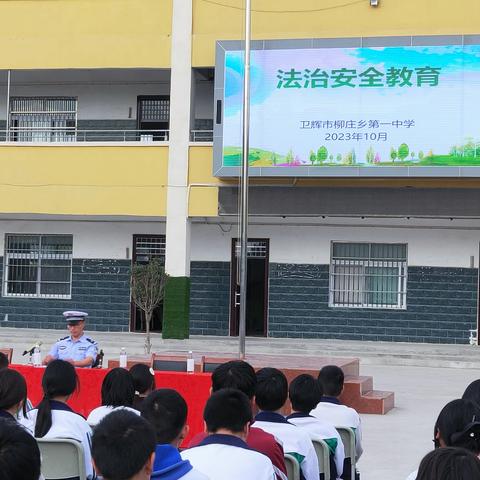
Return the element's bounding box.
[145,311,152,354]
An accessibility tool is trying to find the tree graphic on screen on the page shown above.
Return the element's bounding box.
[398,143,410,162]
[317,146,328,164]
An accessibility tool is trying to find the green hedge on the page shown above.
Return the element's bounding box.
[162,276,190,339]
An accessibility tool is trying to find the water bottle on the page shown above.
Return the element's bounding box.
[187,351,194,373]
[119,347,127,368]
[32,345,42,367]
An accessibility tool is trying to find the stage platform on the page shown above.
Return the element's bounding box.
[109,351,394,414]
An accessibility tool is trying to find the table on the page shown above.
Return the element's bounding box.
[11,365,212,445]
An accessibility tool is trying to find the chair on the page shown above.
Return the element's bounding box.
[151,353,198,372]
[312,438,331,480]
[37,438,86,480]
[336,426,356,480]
[200,355,236,373]
[284,453,301,480]
[0,348,13,363]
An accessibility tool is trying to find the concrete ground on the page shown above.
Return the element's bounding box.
[3,327,480,480]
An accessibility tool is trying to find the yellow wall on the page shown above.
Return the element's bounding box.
[0,146,168,216]
[192,0,480,65]
[0,0,172,69]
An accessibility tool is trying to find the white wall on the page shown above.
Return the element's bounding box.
[0,220,165,259]
[190,219,480,268]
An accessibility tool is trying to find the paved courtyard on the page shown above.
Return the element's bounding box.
[3,327,480,480]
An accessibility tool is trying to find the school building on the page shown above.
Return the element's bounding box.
[0,0,479,344]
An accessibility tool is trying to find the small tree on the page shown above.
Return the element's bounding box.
[309,150,317,165]
[398,143,409,162]
[317,146,328,164]
[390,147,398,163]
[131,259,168,354]
[366,146,375,164]
[286,149,294,164]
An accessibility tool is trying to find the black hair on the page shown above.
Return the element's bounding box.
[255,367,288,412]
[434,399,480,454]
[92,410,156,480]
[130,364,156,395]
[462,379,480,407]
[416,447,480,480]
[0,418,41,480]
[0,369,27,417]
[0,352,9,370]
[212,360,257,399]
[35,360,79,437]
[101,368,135,408]
[289,374,323,413]
[204,388,252,434]
[318,365,344,397]
[141,388,187,444]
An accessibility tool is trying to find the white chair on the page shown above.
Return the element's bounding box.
[284,453,301,480]
[37,438,86,480]
[312,438,331,480]
[336,426,356,480]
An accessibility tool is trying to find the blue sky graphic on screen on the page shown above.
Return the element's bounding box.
[222,45,480,167]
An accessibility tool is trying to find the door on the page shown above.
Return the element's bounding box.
[137,96,170,141]
[230,239,269,337]
[130,235,166,332]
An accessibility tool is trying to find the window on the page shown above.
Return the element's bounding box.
[9,97,77,142]
[3,235,73,298]
[329,242,407,309]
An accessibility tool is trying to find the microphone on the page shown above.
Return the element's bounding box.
[22,341,42,357]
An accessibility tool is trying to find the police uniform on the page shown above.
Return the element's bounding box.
[48,311,98,367]
[181,433,276,480]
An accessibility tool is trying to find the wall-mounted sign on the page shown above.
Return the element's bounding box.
[213,36,480,177]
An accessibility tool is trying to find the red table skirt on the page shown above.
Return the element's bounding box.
[11,365,212,445]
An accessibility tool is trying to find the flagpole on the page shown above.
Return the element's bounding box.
[239,0,251,359]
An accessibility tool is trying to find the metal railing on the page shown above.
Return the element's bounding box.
[190,130,213,142]
[0,129,169,143]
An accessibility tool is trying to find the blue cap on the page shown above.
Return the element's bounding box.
[63,311,88,323]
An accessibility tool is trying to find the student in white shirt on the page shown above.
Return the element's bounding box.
[311,365,363,463]
[287,373,345,480]
[0,417,41,480]
[182,388,275,480]
[141,388,208,479]
[253,368,320,480]
[92,409,156,480]
[20,359,94,479]
[87,367,140,425]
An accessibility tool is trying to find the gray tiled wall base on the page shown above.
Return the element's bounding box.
[0,258,131,332]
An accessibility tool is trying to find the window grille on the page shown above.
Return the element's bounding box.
[134,236,166,264]
[138,98,170,122]
[329,242,407,309]
[9,97,77,142]
[234,240,268,258]
[3,235,73,298]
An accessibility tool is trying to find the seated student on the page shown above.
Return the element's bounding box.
[92,409,156,480]
[415,447,480,480]
[141,388,208,479]
[253,368,320,480]
[181,388,276,480]
[87,367,140,425]
[312,365,363,461]
[19,359,94,479]
[187,360,287,480]
[462,379,480,407]
[0,351,9,369]
[287,373,345,480]
[405,398,480,480]
[130,363,156,410]
[0,417,41,480]
[0,369,28,421]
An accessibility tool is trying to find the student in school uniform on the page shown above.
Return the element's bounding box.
[0,418,41,480]
[141,388,208,479]
[92,410,157,480]
[287,374,345,480]
[181,388,276,480]
[253,368,320,480]
[130,363,156,410]
[311,365,363,462]
[87,367,140,425]
[0,369,28,422]
[19,360,94,479]
[187,360,287,480]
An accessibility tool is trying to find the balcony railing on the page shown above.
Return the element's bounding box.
[0,129,170,143]
[190,130,213,142]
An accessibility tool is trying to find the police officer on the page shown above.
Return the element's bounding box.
[43,311,98,368]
